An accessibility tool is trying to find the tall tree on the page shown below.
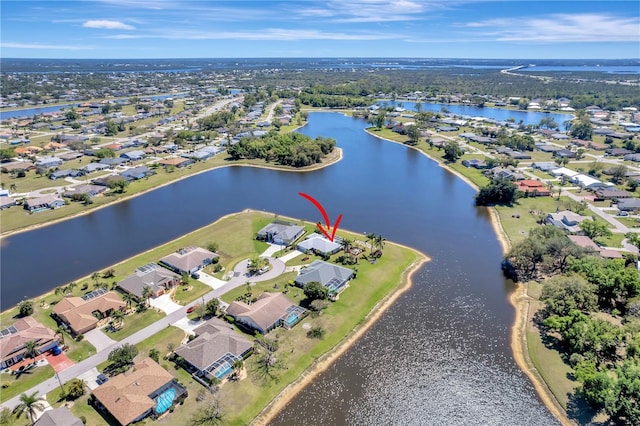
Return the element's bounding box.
[13,392,45,425]
[23,340,41,366]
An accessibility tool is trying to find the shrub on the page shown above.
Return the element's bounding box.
[307,326,325,339]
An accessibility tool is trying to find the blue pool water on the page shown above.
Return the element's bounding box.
[155,388,176,414]
[214,363,232,379]
[286,313,298,325]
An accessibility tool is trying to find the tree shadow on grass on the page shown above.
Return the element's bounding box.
[566,392,608,426]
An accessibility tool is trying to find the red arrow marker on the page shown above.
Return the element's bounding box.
[298,192,342,242]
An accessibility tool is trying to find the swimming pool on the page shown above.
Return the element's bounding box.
[155,387,176,414]
[214,363,233,379]
[286,313,298,325]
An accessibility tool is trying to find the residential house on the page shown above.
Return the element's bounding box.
[120,150,146,161]
[92,358,187,426]
[53,289,125,335]
[63,184,107,199]
[532,162,558,172]
[120,166,154,181]
[35,157,63,168]
[571,174,601,188]
[159,246,218,276]
[0,197,16,210]
[118,263,181,299]
[594,188,633,201]
[174,317,252,381]
[484,167,524,181]
[24,194,65,212]
[461,158,489,169]
[618,198,640,212]
[34,407,83,426]
[226,292,304,334]
[0,316,58,369]
[58,152,84,162]
[49,169,84,180]
[624,153,640,162]
[99,158,129,168]
[256,222,305,245]
[82,163,110,174]
[546,210,588,233]
[567,235,622,259]
[516,180,551,197]
[606,148,633,157]
[297,235,342,256]
[1,161,35,173]
[158,157,194,169]
[294,260,354,295]
[553,149,577,159]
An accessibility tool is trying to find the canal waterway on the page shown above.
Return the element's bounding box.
[0,112,558,424]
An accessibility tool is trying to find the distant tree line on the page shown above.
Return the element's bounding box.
[226,132,336,167]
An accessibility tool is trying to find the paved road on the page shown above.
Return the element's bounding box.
[1,255,287,410]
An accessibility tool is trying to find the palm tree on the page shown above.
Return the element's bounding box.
[9,183,17,192]
[55,326,66,347]
[111,309,124,326]
[122,292,135,310]
[366,233,376,255]
[66,281,77,295]
[90,272,100,287]
[340,238,352,254]
[142,286,153,307]
[23,340,41,366]
[13,391,46,425]
[374,234,386,254]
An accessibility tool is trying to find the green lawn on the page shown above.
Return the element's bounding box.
[172,281,211,306]
[0,364,55,403]
[134,326,186,357]
[495,197,568,244]
[108,308,165,341]
[46,388,120,426]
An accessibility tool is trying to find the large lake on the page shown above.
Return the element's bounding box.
[0,112,558,424]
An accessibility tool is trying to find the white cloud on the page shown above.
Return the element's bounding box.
[464,13,640,42]
[83,20,135,30]
[1,42,94,50]
[104,28,401,41]
[296,0,453,23]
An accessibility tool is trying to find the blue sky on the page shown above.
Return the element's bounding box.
[1,1,639,59]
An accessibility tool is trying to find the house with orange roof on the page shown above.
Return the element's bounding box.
[91,358,187,426]
[0,316,58,369]
[52,289,125,335]
[516,180,551,197]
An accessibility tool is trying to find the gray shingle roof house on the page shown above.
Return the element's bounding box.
[546,210,588,233]
[120,150,146,161]
[24,194,65,212]
[297,234,342,256]
[226,292,303,334]
[34,407,83,426]
[174,317,252,381]
[118,263,181,299]
[256,221,305,245]
[35,156,63,168]
[120,166,154,181]
[159,246,218,275]
[618,198,640,211]
[294,260,354,295]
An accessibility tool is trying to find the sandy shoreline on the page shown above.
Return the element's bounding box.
[364,129,574,425]
[252,251,429,425]
[0,147,343,239]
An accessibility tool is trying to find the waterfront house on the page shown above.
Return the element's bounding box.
[0,316,58,370]
[256,221,305,245]
[0,197,16,210]
[117,263,181,299]
[226,292,304,334]
[174,317,252,382]
[159,246,218,276]
[53,289,125,335]
[158,157,194,168]
[546,210,588,233]
[24,194,65,212]
[92,357,187,426]
[120,166,154,181]
[63,184,107,199]
[297,234,342,256]
[295,260,354,295]
[461,158,489,169]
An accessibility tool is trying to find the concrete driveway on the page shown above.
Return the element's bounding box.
[172,317,205,335]
[77,367,102,390]
[196,271,226,289]
[149,293,182,314]
[280,250,304,263]
[84,329,117,353]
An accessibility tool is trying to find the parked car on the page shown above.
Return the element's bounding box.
[186,304,199,313]
[617,211,630,217]
[96,374,109,385]
[191,272,200,279]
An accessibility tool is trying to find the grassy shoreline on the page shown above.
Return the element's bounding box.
[1,209,427,426]
[0,147,342,238]
[362,126,575,426]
